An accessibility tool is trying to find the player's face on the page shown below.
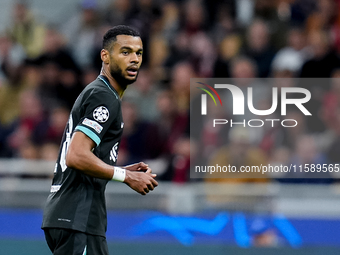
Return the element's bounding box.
[109,35,143,86]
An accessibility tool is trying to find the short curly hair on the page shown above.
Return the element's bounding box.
[102,25,141,50]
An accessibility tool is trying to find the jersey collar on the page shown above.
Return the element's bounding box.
[97,75,119,99]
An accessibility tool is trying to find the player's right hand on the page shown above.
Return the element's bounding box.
[124,168,158,195]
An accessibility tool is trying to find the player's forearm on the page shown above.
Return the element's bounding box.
[66,148,114,180]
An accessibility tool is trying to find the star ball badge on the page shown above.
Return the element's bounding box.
[93,106,109,123]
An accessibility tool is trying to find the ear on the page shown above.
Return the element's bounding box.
[101,49,109,64]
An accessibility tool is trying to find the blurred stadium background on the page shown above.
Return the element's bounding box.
[1,0,340,254]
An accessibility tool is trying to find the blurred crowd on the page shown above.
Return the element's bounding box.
[1,0,340,183]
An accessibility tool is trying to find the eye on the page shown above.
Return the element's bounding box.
[137,52,143,56]
[122,51,129,55]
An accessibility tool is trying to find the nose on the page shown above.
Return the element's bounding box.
[130,53,140,64]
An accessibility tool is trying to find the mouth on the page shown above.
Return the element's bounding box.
[126,66,138,77]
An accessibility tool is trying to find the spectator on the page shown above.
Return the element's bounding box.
[0,69,25,127]
[103,0,133,26]
[170,61,195,114]
[196,90,230,164]
[305,0,337,33]
[300,30,340,132]
[213,34,242,78]
[300,30,340,78]
[290,0,316,26]
[158,1,180,42]
[227,56,270,121]
[32,105,70,146]
[119,100,163,165]
[155,90,188,157]
[0,33,26,83]
[244,19,276,78]
[162,136,191,183]
[7,0,46,58]
[61,0,101,69]
[36,27,81,110]
[123,68,160,121]
[207,126,268,183]
[164,1,215,76]
[181,0,207,35]
[40,142,60,161]
[210,3,237,44]
[271,27,311,76]
[6,89,46,157]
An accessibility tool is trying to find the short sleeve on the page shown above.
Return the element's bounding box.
[74,89,120,146]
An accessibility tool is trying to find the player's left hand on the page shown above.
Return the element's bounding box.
[124,162,150,172]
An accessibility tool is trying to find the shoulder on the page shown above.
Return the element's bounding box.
[83,79,120,105]
[77,80,121,123]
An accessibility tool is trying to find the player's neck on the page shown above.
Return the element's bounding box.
[100,69,126,98]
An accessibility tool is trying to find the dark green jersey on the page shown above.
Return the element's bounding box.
[42,75,123,237]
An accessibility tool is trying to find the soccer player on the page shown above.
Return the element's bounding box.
[41,25,158,255]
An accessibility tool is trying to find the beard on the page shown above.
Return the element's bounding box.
[110,62,138,89]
